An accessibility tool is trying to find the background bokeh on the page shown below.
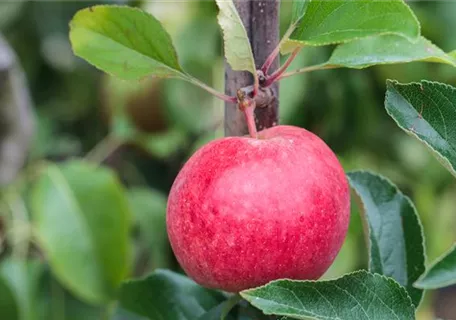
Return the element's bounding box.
[0,1,455,319]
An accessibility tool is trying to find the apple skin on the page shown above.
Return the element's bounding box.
[167,125,350,292]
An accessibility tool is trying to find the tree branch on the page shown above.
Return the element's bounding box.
[224,0,280,136]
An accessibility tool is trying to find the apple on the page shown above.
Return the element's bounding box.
[166,125,350,292]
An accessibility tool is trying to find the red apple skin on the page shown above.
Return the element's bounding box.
[167,125,350,292]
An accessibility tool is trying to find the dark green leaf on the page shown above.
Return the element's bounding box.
[385,80,456,177]
[325,35,456,69]
[347,171,425,308]
[197,295,240,320]
[127,188,171,269]
[112,307,149,320]
[0,0,25,29]
[414,243,456,289]
[31,161,132,304]
[102,76,189,159]
[0,266,19,320]
[70,5,186,80]
[0,259,43,320]
[241,270,415,320]
[282,0,420,52]
[215,0,256,76]
[119,269,227,320]
[37,268,103,320]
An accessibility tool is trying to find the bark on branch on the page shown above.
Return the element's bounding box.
[224,0,280,137]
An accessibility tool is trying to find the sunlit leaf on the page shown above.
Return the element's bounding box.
[70,5,187,80]
[215,0,256,76]
[325,35,456,69]
[290,0,309,25]
[31,161,131,304]
[282,0,420,52]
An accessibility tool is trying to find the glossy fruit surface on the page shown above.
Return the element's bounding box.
[167,125,350,292]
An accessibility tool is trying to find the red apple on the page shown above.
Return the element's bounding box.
[167,125,350,292]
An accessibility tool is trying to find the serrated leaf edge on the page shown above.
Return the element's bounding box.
[414,242,456,289]
[240,270,415,320]
[385,79,456,178]
[346,170,427,308]
[215,0,256,76]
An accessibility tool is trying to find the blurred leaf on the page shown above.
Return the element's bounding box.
[241,271,415,320]
[119,269,228,320]
[175,18,220,67]
[215,0,256,76]
[112,307,148,320]
[279,52,309,124]
[0,0,26,30]
[0,266,19,320]
[103,76,189,159]
[132,126,189,159]
[37,268,103,320]
[325,35,456,69]
[70,5,186,80]
[127,188,170,269]
[321,232,358,280]
[0,259,43,320]
[164,79,222,133]
[347,171,425,307]
[385,80,456,177]
[415,243,456,289]
[31,161,132,304]
[282,0,420,52]
[197,295,240,320]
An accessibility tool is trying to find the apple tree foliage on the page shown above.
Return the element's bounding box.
[1,1,456,319]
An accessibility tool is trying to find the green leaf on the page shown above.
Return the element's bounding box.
[385,80,456,177]
[241,270,415,320]
[0,259,43,320]
[31,161,132,304]
[70,5,186,80]
[347,171,425,308]
[119,269,228,320]
[414,243,456,289]
[282,0,420,52]
[0,0,25,29]
[325,35,456,69]
[102,76,189,159]
[37,268,103,320]
[291,0,309,25]
[0,268,19,320]
[127,188,171,269]
[197,294,240,320]
[215,0,256,76]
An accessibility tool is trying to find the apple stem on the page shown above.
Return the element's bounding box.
[260,23,297,75]
[263,47,302,87]
[244,103,257,139]
[237,89,258,139]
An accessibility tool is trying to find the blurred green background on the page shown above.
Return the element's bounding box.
[0,1,455,319]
